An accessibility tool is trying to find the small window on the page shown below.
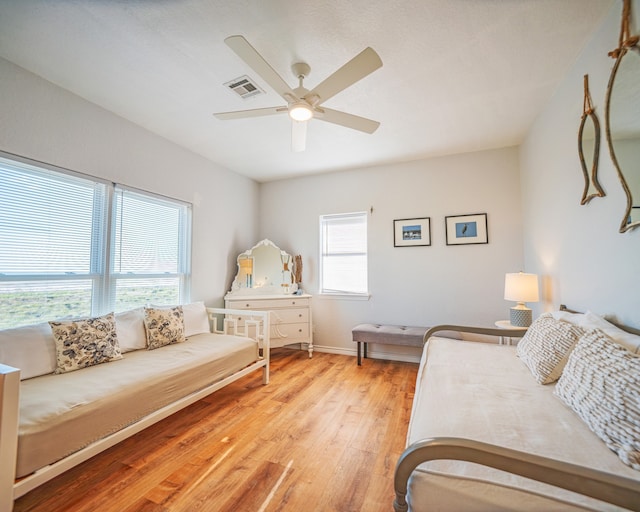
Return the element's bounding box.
[319,212,368,296]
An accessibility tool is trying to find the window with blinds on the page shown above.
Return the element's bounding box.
[0,154,191,329]
[319,212,368,296]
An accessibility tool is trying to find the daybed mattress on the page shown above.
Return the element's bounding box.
[17,333,258,478]
[406,337,640,512]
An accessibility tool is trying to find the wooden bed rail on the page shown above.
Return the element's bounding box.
[393,437,640,512]
[424,324,527,343]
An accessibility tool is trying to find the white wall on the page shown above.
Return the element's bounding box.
[260,147,524,361]
[0,57,258,306]
[520,0,640,329]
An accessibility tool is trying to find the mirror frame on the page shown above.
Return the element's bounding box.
[605,44,640,232]
[227,239,298,296]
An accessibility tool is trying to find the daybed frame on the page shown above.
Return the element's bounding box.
[0,307,270,510]
[393,322,640,512]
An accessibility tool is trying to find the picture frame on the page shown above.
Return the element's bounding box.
[394,217,431,247]
[445,213,488,245]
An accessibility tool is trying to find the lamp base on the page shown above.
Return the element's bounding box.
[510,306,532,327]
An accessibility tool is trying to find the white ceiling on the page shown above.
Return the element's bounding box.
[0,0,613,182]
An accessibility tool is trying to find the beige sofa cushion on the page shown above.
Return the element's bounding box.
[115,307,146,353]
[556,328,640,470]
[0,322,56,379]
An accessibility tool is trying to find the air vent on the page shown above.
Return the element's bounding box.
[224,75,264,99]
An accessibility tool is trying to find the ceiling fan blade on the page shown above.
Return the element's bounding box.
[213,106,286,120]
[317,108,380,134]
[225,35,297,102]
[307,47,382,105]
[291,120,307,152]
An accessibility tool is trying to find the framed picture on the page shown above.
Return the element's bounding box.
[445,213,488,245]
[394,217,431,247]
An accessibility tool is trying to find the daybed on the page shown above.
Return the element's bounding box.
[394,308,640,511]
[0,302,270,510]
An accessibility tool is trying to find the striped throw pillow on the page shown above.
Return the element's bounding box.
[555,329,640,470]
[516,314,584,384]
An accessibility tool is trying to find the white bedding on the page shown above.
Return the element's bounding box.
[406,337,640,511]
[17,333,258,478]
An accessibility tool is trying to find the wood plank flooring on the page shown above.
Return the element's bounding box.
[14,349,418,512]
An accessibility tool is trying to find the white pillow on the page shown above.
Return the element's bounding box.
[0,322,57,379]
[552,310,640,353]
[182,302,211,337]
[115,308,147,352]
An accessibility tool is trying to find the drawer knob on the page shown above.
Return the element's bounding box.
[292,301,296,305]
[299,314,302,318]
[246,304,250,307]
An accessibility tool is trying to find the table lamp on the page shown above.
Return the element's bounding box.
[239,258,253,288]
[504,272,539,327]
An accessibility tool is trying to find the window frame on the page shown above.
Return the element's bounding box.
[318,211,370,300]
[0,151,192,329]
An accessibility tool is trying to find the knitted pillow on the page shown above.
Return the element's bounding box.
[516,313,584,384]
[49,313,123,374]
[555,329,640,470]
[143,306,185,350]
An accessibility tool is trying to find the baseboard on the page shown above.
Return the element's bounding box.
[310,344,421,364]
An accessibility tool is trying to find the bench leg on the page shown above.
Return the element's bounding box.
[364,343,367,360]
[357,342,362,366]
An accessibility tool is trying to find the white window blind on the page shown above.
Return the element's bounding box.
[319,212,368,295]
[0,154,191,329]
[111,186,191,311]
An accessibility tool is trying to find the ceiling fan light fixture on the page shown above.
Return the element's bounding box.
[289,102,313,121]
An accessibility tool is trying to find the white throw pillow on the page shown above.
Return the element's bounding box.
[0,322,57,379]
[551,310,640,353]
[115,308,147,352]
[556,329,640,470]
[182,301,211,337]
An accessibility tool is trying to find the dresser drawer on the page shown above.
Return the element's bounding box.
[271,308,309,324]
[273,322,309,341]
[227,297,310,310]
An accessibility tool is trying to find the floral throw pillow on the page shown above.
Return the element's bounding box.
[144,306,185,350]
[49,313,123,374]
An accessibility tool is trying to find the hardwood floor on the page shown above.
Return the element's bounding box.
[14,349,418,512]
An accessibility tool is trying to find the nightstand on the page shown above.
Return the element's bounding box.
[494,320,528,345]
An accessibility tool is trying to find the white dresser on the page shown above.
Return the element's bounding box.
[224,294,313,357]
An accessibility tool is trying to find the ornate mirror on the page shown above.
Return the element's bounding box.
[605,0,640,232]
[227,239,297,295]
[578,75,604,204]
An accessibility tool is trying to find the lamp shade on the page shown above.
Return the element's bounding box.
[504,272,539,303]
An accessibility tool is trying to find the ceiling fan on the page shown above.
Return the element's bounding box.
[214,35,383,152]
